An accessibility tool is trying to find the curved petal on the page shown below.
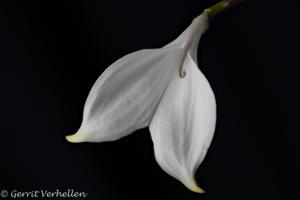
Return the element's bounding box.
[67,48,184,143]
[164,13,209,49]
[149,54,216,193]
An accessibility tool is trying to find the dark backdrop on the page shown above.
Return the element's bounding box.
[0,0,298,199]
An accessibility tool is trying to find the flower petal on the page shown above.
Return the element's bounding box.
[164,13,209,49]
[66,47,184,143]
[149,54,216,193]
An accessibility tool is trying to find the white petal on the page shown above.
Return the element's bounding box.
[164,13,209,49]
[66,47,184,143]
[149,54,216,193]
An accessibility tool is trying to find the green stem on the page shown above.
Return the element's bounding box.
[178,0,241,78]
[204,0,239,18]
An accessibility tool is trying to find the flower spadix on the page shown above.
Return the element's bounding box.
[66,0,239,193]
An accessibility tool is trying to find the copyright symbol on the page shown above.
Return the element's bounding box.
[0,190,8,198]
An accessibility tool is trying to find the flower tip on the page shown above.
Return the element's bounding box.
[65,134,76,143]
[65,132,84,143]
[186,181,206,193]
[191,186,205,194]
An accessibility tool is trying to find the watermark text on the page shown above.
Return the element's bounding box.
[1,189,88,198]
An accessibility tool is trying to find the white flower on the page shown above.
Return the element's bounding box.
[66,0,238,193]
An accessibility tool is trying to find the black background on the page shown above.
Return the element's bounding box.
[0,0,298,199]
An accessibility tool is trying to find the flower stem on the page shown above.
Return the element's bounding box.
[178,0,241,78]
[204,0,240,18]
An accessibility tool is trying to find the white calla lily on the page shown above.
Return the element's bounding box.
[66,47,184,143]
[66,0,239,193]
[149,53,216,193]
